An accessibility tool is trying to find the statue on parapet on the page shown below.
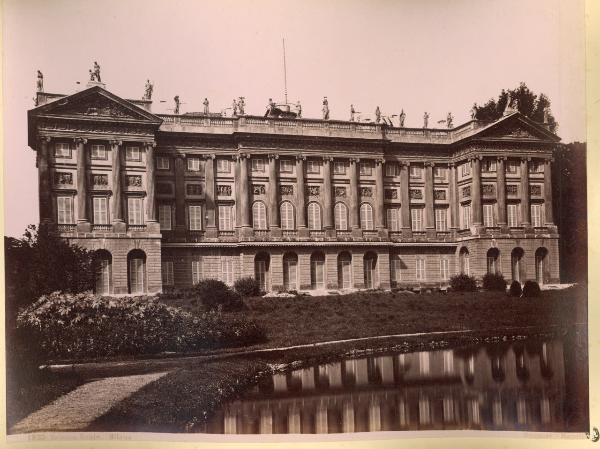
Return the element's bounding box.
[203,98,209,114]
[447,112,454,128]
[144,79,154,100]
[174,95,180,114]
[93,61,101,82]
[89,69,95,81]
[471,103,478,120]
[322,96,330,120]
[232,99,238,116]
[399,109,406,127]
[265,98,275,117]
[350,104,356,121]
[36,70,44,92]
[238,97,245,115]
[295,100,302,118]
[375,106,381,123]
[423,112,430,128]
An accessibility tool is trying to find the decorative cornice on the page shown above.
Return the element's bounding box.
[73,137,88,145]
[109,139,123,146]
[496,156,508,161]
[204,154,216,160]
[295,155,306,161]
[424,161,435,167]
[268,153,280,160]
[322,156,334,162]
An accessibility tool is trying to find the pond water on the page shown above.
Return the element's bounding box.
[203,329,588,434]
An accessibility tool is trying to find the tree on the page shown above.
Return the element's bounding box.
[4,224,98,317]
[473,82,558,133]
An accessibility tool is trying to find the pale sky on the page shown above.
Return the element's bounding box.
[2,0,586,237]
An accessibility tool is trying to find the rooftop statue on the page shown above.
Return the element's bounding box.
[36,70,43,92]
[238,97,245,115]
[144,79,153,100]
[93,61,101,83]
[543,106,550,124]
[447,112,453,128]
[399,109,406,127]
[265,98,275,117]
[471,103,478,119]
[232,98,238,116]
[89,69,96,81]
[423,111,430,128]
[375,106,381,124]
[203,98,209,114]
[350,104,355,122]
[322,96,330,120]
[174,95,180,114]
[295,100,302,118]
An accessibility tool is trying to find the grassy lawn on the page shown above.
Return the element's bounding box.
[161,283,587,349]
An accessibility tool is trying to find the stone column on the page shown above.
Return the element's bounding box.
[424,162,435,237]
[349,158,362,238]
[268,154,282,237]
[400,161,412,238]
[37,136,53,224]
[471,157,483,230]
[544,158,554,226]
[204,155,217,238]
[520,157,531,227]
[145,142,158,232]
[75,137,91,231]
[296,156,308,237]
[110,140,126,232]
[239,153,252,236]
[174,155,187,238]
[449,163,458,232]
[496,156,507,231]
[323,157,334,235]
[375,158,387,237]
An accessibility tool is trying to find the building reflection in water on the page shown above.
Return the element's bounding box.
[205,339,576,434]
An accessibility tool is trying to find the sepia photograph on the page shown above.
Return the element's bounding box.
[1,0,591,443]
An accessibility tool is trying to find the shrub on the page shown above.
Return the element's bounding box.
[522,280,541,298]
[16,292,266,360]
[482,273,507,291]
[509,281,522,297]
[233,277,261,297]
[449,274,478,292]
[194,279,243,311]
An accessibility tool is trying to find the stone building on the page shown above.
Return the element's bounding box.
[27,84,560,294]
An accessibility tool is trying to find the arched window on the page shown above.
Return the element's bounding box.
[487,248,500,275]
[280,201,295,230]
[535,247,548,285]
[283,252,298,291]
[252,201,267,230]
[337,252,352,289]
[459,247,470,275]
[307,202,322,230]
[364,252,378,289]
[310,251,326,289]
[94,250,112,295]
[360,203,374,230]
[127,249,146,294]
[255,252,270,291]
[511,247,524,283]
[334,202,348,231]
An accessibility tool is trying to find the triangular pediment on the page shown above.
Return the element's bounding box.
[30,86,162,124]
[471,113,560,142]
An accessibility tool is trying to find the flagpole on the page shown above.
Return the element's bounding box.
[282,38,288,105]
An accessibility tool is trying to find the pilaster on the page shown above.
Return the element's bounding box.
[110,140,126,232]
[37,136,53,224]
[268,154,282,237]
[497,156,508,232]
[296,156,309,238]
[145,142,159,233]
[544,158,555,227]
[75,137,91,232]
[400,161,412,238]
[322,157,335,237]
[424,161,436,238]
[174,154,187,239]
[204,154,218,238]
[349,158,362,238]
[520,157,531,228]
[375,158,387,238]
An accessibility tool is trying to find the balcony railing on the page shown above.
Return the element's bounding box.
[93,224,112,231]
[282,230,297,239]
[57,224,76,232]
[336,230,352,239]
[128,224,146,231]
[254,229,269,239]
[218,230,235,237]
[309,230,325,239]
[363,230,379,239]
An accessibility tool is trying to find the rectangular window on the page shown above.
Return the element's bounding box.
[416,258,426,281]
[529,161,544,173]
[531,204,543,227]
[386,207,400,231]
[191,259,202,285]
[306,160,321,174]
[440,258,450,281]
[128,197,143,225]
[435,208,447,231]
[126,146,141,161]
[443,350,454,373]
[410,165,422,179]
[508,204,519,227]
[159,204,172,230]
[189,205,203,230]
[187,157,201,171]
[359,162,373,176]
[411,208,423,231]
[157,156,170,170]
[443,397,455,423]
[54,142,71,158]
[91,144,106,160]
[279,159,293,173]
[333,161,347,175]
[390,257,402,283]
[434,166,447,180]
[218,205,233,230]
[221,256,234,285]
[506,160,518,174]
[482,159,497,172]
[461,204,471,229]
[419,352,430,375]
[419,397,431,425]
[483,203,495,227]
[461,162,471,177]
[385,163,399,177]
[217,159,231,173]
[93,197,108,224]
[56,196,74,224]
[251,158,265,172]
[162,261,174,286]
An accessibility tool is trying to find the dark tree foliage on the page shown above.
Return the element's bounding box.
[553,142,587,282]
[4,224,97,317]
[522,280,542,298]
[449,274,478,292]
[482,273,507,292]
[509,281,523,297]
[473,83,558,133]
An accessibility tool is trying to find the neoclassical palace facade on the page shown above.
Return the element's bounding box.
[28,85,560,294]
